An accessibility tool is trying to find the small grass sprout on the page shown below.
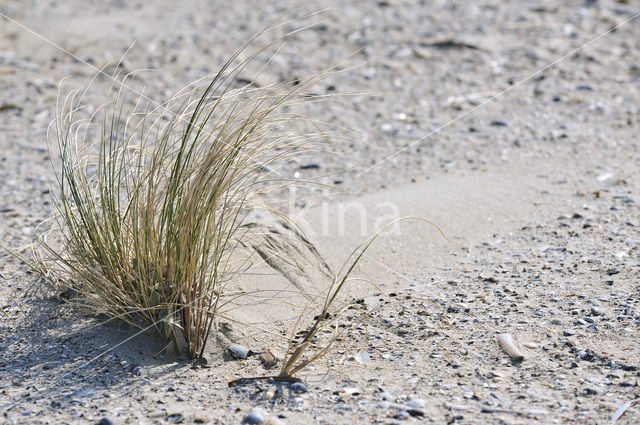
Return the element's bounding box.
[279,217,445,378]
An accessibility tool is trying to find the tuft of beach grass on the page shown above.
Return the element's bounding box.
[37,23,339,359]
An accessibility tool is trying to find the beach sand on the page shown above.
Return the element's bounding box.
[1,1,639,423]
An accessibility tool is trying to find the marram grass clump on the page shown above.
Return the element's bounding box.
[38,30,333,359]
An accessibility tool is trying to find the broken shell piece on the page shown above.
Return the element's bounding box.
[228,344,248,360]
[497,333,524,362]
[259,349,277,369]
[341,387,362,396]
[355,349,371,365]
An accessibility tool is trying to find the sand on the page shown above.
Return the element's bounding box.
[1,0,639,424]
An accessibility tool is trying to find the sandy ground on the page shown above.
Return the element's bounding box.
[1,1,640,424]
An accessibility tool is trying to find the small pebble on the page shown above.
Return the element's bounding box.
[243,409,266,424]
[394,410,409,419]
[259,350,277,369]
[299,163,320,170]
[407,409,425,417]
[379,392,393,401]
[590,307,602,316]
[167,413,183,423]
[290,382,307,392]
[100,418,115,425]
[563,329,576,336]
[407,399,425,409]
[228,344,249,360]
[355,350,371,365]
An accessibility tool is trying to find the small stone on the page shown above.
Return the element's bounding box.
[394,410,409,419]
[551,319,562,325]
[407,399,425,409]
[100,418,115,425]
[379,392,393,401]
[583,317,595,323]
[263,389,275,400]
[194,416,210,424]
[490,120,508,127]
[523,342,538,349]
[563,329,576,336]
[243,409,266,424]
[299,163,320,170]
[355,350,371,365]
[259,350,277,369]
[378,401,391,409]
[166,413,184,423]
[228,344,248,360]
[584,388,598,395]
[290,382,307,392]
[407,409,425,417]
[590,307,603,316]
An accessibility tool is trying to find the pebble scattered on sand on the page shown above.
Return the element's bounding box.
[243,409,265,424]
[228,344,249,360]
